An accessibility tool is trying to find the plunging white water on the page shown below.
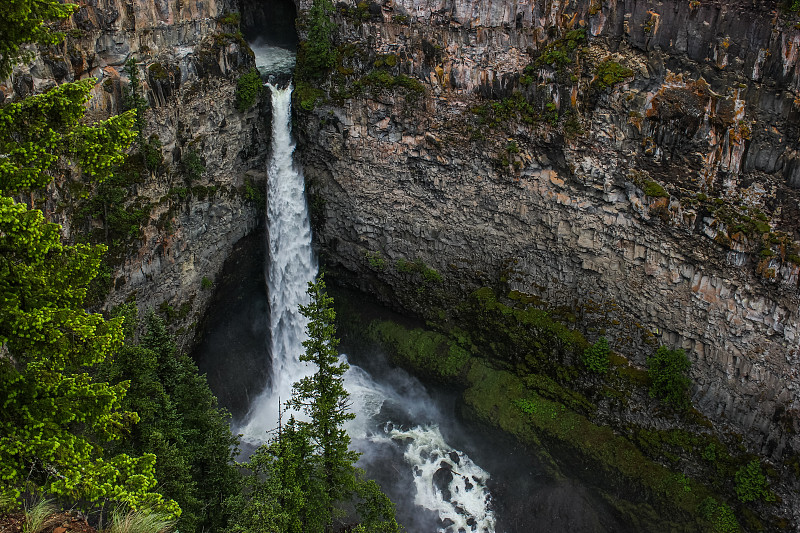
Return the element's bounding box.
[238,83,317,443]
[239,44,497,531]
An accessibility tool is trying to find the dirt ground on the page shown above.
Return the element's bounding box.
[0,511,97,533]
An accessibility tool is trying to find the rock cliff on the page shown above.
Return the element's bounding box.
[2,0,271,347]
[292,0,800,506]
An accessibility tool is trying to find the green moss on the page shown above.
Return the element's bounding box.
[642,180,669,198]
[594,59,634,89]
[534,29,586,71]
[462,362,728,531]
[368,321,472,381]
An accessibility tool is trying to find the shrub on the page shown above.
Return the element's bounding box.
[647,346,691,409]
[142,134,163,172]
[294,80,325,111]
[217,11,240,26]
[235,68,263,112]
[735,460,774,503]
[181,149,204,182]
[201,276,213,290]
[582,336,610,373]
[365,250,386,271]
[698,497,739,533]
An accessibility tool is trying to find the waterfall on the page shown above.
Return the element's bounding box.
[238,83,317,443]
[237,46,498,532]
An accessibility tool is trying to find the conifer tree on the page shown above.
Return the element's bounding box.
[233,275,400,532]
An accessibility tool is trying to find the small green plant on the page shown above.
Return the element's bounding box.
[235,68,263,112]
[108,509,176,533]
[201,276,213,290]
[582,336,610,373]
[181,149,205,182]
[23,498,56,533]
[734,460,774,503]
[698,497,739,533]
[647,345,691,409]
[217,11,241,25]
[365,250,386,271]
[142,134,163,172]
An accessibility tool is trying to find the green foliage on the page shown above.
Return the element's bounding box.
[108,508,176,533]
[0,79,137,195]
[582,336,610,374]
[356,71,425,94]
[296,0,337,81]
[235,69,264,112]
[535,29,586,70]
[201,276,214,290]
[699,497,739,533]
[142,134,163,172]
[734,460,773,503]
[365,250,387,271]
[594,59,634,90]
[122,59,149,138]
[242,179,265,206]
[217,11,241,26]
[0,0,78,79]
[234,276,400,533]
[101,314,241,532]
[181,149,205,182]
[294,80,326,111]
[0,2,176,518]
[471,92,538,129]
[647,346,691,409]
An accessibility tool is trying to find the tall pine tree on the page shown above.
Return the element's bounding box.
[233,275,400,532]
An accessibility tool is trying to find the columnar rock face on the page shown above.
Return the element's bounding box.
[293,0,800,483]
[2,0,270,346]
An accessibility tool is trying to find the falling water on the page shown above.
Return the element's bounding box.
[236,46,498,532]
[238,83,317,442]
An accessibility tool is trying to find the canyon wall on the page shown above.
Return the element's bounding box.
[2,0,270,346]
[293,0,800,477]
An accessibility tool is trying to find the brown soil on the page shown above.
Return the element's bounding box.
[0,511,98,533]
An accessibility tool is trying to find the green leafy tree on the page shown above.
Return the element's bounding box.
[0,1,175,515]
[233,275,400,533]
[646,345,691,409]
[581,336,610,374]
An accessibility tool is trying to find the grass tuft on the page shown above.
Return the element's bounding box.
[23,498,56,533]
[108,509,176,533]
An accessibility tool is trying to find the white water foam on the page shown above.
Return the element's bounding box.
[345,358,497,532]
[250,38,296,77]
